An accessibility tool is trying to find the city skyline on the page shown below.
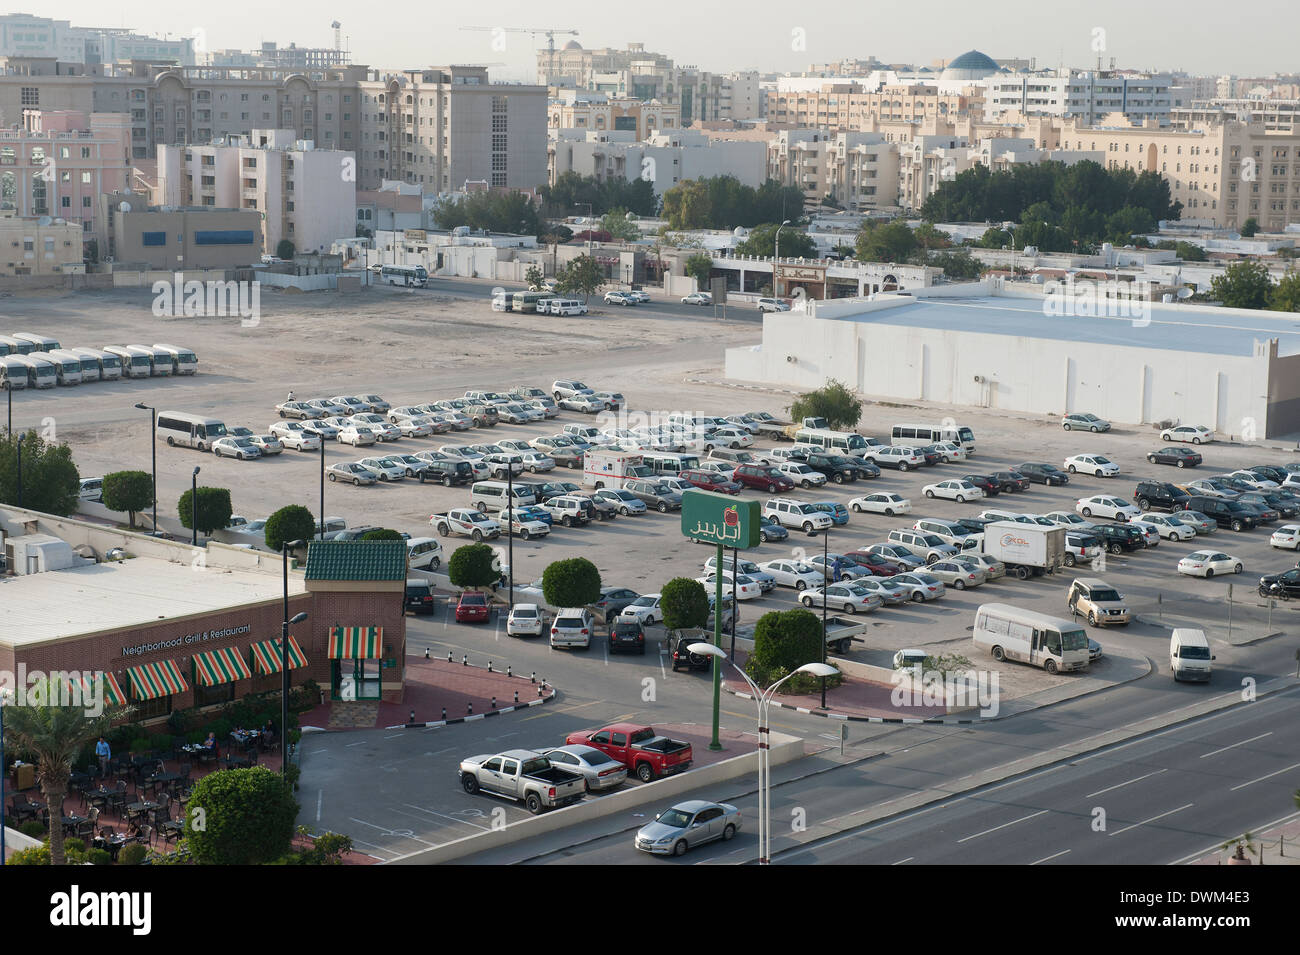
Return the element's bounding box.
[30,0,1300,80]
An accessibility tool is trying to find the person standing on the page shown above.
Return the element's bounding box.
[95,736,111,776]
[287,390,296,402]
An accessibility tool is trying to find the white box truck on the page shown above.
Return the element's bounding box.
[982,522,1066,580]
[583,449,652,489]
[1169,629,1214,682]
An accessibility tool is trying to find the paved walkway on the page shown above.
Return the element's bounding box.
[1186,813,1300,866]
[299,657,556,731]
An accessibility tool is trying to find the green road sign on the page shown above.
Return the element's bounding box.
[681,490,761,549]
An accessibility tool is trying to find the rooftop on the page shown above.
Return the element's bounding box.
[844,294,1300,357]
[305,539,408,582]
[0,558,305,649]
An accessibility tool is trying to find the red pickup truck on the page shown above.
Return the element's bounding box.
[564,723,693,782]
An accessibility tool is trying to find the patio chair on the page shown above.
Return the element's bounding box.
[177,761,192,784]
[75,814,96,841]
[134,824,153,847]
[108,780,128,813]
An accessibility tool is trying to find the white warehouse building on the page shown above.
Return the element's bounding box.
[725,282,1300,439]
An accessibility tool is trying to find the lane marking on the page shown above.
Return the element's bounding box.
[1085,769,1167,797]
[1229,761,1300,792]
[956,809,1048,844]
[1199,732,1272,759]
[1109,803,1194,836]
[892,857,913,865]
[1031,849,1072,865]
[316,789,322,823]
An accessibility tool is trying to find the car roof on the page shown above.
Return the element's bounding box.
[670,799,719,812]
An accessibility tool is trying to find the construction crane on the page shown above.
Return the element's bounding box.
[460,27,579,81]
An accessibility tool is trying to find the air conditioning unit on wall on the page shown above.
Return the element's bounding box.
[973,374,985,383]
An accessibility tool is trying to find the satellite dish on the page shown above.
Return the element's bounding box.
[119,201,132,213]
[1177,287,1194,300]
[38,216,52,226]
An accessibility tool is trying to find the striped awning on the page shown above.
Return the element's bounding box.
[126,659,188,701]
[251,636,309,675]
[192,646,253,687]
[103,673,127,707]
[328,626,384,659]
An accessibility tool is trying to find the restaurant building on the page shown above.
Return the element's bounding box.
[0,516,408,721]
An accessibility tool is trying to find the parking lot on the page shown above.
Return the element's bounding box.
[10,281,1300,678]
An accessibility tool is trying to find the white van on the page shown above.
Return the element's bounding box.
[64,348,101,382]
[973,603,1090,674]
[71,347,121,381]
[548,299,588,316]
[0,335,35,356]
[12,333,61,352]
[156,411,229,451]
[0,355,29,390]
[470,480,538,511]
[43,349,83,386]
[12,354,57,388]
[153,344,198,375]
[892,422,976,455]
[104,345,152,379]
[129,344,172,377]
[406,537,444,571]
[1169,628,1214,682]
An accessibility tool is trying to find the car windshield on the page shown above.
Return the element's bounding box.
[1061,628,1089,651]
[631,597,657,608]
[1091,588,1122,602]
[1179,646,1212,660]
[656,809,692,828]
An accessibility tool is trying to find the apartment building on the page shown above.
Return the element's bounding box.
[0,14,195,65]
[984,70,1173,125]
[158,129,355,254]
[766,130,900,212]
[548,129,766,196]
[768,82,981,131]
[548,90,679,140]
[1174,99,1300,133]
[0,110,130,250]
[0,209,83,275]
[356,66,546,193]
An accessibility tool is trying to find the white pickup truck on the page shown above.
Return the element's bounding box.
[458,749,586,815]
[429,508,502,541]
[494,508,551,541]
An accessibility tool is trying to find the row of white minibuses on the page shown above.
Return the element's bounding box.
[792,422,977,455]
[0,342,197,389]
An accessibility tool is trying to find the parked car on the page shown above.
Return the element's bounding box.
[1065,454,1120,477]
[923,480,984,503]
[337,425,377,447]
[1161,424,1215,444]
[991,470,1031,492]
[759,515,788,542]
[326,461,376,485]
[1177,550,1243,578]
[604,291,638,306]
[1062,413,1111,432]
[539,745,628,792]
[1066,578,1130,626]
[356,456,407,482]
[926,560,987,590]
[635,800,741,856]
[678,469,742,495]
[757,298,791,313]
[458,750,584,815]
[850,492,911,515]
[1017,463,1070,486]
[1133,480,1192,512]
[1137,512,1198,541]
[565,723,694,782]
[888,572,946,602]
[268,423,322,451]
[275,400,322,419]
[455,591,491,623]
[212,437,261,460]
[506,604,545,637]
[1147,446,1203,468]
[962,474,1001,497]
[800,583,885,614]
[405,579,437,614]
[681,292,713,305]
[1091,523,1146,553]
[775,462,827,488]
[1076,495,1141,521]
[1270,524,1300,550]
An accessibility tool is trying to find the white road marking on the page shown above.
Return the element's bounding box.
[1199,732,1272,759]
[1030,849,1071,865]
[346,816,438,845]
[316,789,322,822]
[892,857,913,865]
[1085,769,1167,797]
[384,733,405,740]
[398,803,493,831]
[1109,803,1194,836]
[956,809,1048,844]
[1229,761,1300,792]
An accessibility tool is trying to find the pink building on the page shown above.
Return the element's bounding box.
[0,109,131,252]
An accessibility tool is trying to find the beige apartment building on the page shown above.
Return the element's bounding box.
[766,130,900,212]
[158,129,355,254]
[110,205,263,269]
[0,209,83,275]
[767,83,982,131]
[548,92,679,140]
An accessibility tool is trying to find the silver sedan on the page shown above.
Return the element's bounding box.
[539,745,628,793]
[635,800,742,857]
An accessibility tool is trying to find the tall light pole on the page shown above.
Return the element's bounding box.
[689,644,835,865]
[190,466,200,547]
[318,438,326,540]
[579,202,593,256]
[774,219,791,298]
[0,687,11,865]
[808,526,830,709]
[6,384,11,434]
[281,539,308,777]
[134,402,157,534]
[506,459,514,611]
[15,432,25,508]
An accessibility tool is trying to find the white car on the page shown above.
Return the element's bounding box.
[357,456,407,481]
[518,451,556,473]
[392,417,434,438]
[212,437,261,460]
[268,422,322,451]
[922,480,984,503]
[681,292,713,305]
[558,394,605,414]
[1270,524,1300,549]
[305,398,349,417]
[888,572,946,602]
[1076,496,1141,521]
[248,434,283,456]
[776,462,827,488]
[1126,520,1162,547]
[1137,512,1197,540]
[931,442,968,463]
[386,453,435,478]
[1177,550,1243,578]
[338,425,377,447]
[696,573,763,601]
[603,291,638,306]
[757,559,826,591]
[1043,511,1094,530]
[619,594,663,625]
[350,414,400,441]
[1224,469,1278,490]
[926,560,988,590]
[1162,424,1215,444]
[799,584,884,615]
[506,604,546,637]
[849,493,912,516]
[1064,454,1120,477]
[703,428,754,450]
[328,395,369,415]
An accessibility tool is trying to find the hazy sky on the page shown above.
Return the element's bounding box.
[60,1,1299,81]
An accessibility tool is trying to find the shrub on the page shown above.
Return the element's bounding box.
[264,504,316,552]
[118,843,148,866]
[63,837,86,854]
[187,767,298,865]
[100,470,153,529]
[660,577,709,631]
[448,542,501,589]
[541,557,601,609]
[20,821,46,839]
[360,528,403,541]
[746,608,842,691]
[88,848,114,865]
[9,844,51,865]
[177,486,234,536]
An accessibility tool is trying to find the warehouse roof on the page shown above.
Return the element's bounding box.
[848,295,1300,357]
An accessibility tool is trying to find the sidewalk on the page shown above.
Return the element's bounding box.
[1186,813,1300,865]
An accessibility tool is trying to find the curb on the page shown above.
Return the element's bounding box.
[390,692,552,730]
[724,686,979,724]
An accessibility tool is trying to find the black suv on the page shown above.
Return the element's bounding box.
[991,470,1031,492]
[963,474,1001,496]
[1017,462,1070,486]
[610,620,647,655]
[1092,523,1145,553]
[1181,496,1259,532]
[404,579,437,614]
[1133,480,1191,512]
[417,458,473,486]
[805,453,859,484]
[670,634,711,671]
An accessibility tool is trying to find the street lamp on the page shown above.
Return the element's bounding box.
[281,539,308,776]
[579,202,593,255]
[6,383,11,434]
[0,686,11,866]
[134,403,157,534]
[807,527,831,709]
[15,432,24,508]
[773,219,792,297]
[318,438,326,540]
[506,460,515,611]
[689,643,835,865]
[190,466,200,547]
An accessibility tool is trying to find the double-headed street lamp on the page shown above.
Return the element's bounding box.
[807,526,831,709]
[773,219,792,297]
[0,686,11,865]
[190,467,200,547]
[689,643,836,865]
[281,539,308,776]
[15,432,25,507]
[319,438,326,540]
[134,403,157,534]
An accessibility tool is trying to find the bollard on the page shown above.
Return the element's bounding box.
[530,671,536,683]
[447,650,453,663]
[441,707,446,722]
[488,660,493,673]
[538,685,543,698]
[514,691,519,704]
[462,654,468,666]
[491,697,496,709]
[409,709,416,724]
[467,702,473,715]
[507,665,512,678]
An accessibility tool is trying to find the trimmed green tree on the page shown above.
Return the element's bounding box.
[263,504,316,551]
[660,577,709,634]
[177,486,233,537]
[685,252,714,291]
[0,430,81,516]
[100,469,153,528]
[525,264,545,290]
[745,608,842,693]
[448,542,500,589]
[1210,260,1274,310]
[275,239,295,259]
[186,766,298,865]
[360,528,404,541]
[1240,217,1259,237]
[556,254,606,302]
[1270,271,1300,312]
[541,557,601,609]
[789,378,863,431]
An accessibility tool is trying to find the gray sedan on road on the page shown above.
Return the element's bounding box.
[539,745,628,793]
[635,800,742,856]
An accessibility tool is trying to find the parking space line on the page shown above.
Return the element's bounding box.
[1031,849,1072,865]
[398,803,493,831]
[346,816,440,845]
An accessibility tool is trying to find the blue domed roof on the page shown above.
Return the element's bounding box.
[947,50,998,72]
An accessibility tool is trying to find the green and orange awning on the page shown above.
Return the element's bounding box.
[126,659,188,701]
[59,672,127,708]
[328,626,383,659]
[102,673,128,707]
[192,646,253,687]
[251,636,309,675]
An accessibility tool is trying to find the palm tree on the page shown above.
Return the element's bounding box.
[3,678,118,865]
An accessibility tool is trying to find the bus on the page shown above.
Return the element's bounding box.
[152,344,198,376]
[0,356,28,390]
[491,290,550,313]
[71,347,121,381]
[41,349,83,386]
[103,346,152,379]
[156,411,228,451]
[13,333,61,352]
[640,451,702,476]
[380,264,428,287]
[794,426,869,453]
[891,422,976,454]
[63,348,101,382]
[0,335,35,356]
[973,603,1090,674]
[129,345,171,377]
[12,354,57,389]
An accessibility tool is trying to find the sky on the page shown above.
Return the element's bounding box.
[50,1,1300,82]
